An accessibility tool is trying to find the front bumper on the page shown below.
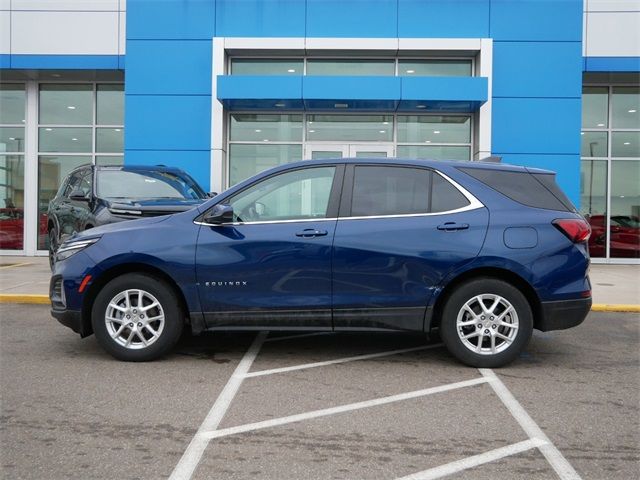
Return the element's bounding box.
[538,297,592,332]
[51,308,85,336]
[50,275,90,337]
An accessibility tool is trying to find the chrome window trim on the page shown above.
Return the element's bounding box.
[194,169,484,227]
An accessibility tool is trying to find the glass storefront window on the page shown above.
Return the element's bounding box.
[39,127,92,153]
[580,131,608,157]
[612,87,640,129]
[230,114,302,142]
[582,86,608,128]
[0,155,25,250]
[306,115,394,141]
[396,145,470,161]
[97,84,124,125]
[306,59,395,76]
[231,59,304,75]
[610,160,640,258]
[611,131,640,158]
[37,155,92,249]
[397,115,471,143]
[0,84,26,125]
[39,84,93,125]
[398,60,472,77]
[229,144,302,186]
[96,128,124,153]
[96,155,124,165]
[580,159,608,258]
[0,127,26,153]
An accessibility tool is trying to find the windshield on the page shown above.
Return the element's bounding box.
[96,170,206,200]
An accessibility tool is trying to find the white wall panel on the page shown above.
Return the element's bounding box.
[119,0,126,11]
[0,10,9,54]
[12,0,118,11]
[586,12,640,57]
[118,11,125,54]
[0,0,10,10]
[587,1,640,12]
[11,11,119,54]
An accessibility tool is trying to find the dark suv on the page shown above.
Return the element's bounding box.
[50,158,592,367]
[47,165,207,267]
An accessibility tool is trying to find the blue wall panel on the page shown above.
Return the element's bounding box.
[9,55,121,69]
[216,0,305,37]
[584,57,640,72]
[492,98,582,155]
[127,0,215,39]
[398,0,489,38]
[125,150,212,192]
[490,0,582,41]
[493,42,583,98]
[306,0,398,37]
[125,95,212,151]
[127,40,212,95]
[498,153,581,206]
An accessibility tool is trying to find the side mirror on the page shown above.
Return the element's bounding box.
[69,189,90,202]
[203,204,233,225]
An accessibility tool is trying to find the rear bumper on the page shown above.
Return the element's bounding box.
[538,297,592,332]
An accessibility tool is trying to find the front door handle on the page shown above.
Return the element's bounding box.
[295,228,328,238]
[437,222,469,232]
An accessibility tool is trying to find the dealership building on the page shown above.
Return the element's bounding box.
[0,0,638,261]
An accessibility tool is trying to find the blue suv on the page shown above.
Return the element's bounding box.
[50,159,592,367]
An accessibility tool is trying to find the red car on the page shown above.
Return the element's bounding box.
[0,208,48,250]
[587,214,640,258]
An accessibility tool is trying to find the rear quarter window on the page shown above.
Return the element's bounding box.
[458,168,574,212]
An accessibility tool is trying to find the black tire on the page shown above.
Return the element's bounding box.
[439,278,533,368]
[48,229,58,271]
[91,273,184,361]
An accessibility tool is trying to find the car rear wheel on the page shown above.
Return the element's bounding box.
[440,278,533,368]
[48,229,58,271]
[91,273,184,361]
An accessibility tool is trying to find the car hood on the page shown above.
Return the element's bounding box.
[105,197,204,211]
[71,214,173,240]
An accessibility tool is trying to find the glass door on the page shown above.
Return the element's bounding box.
[349,145,394,158]
[305,144,393,160]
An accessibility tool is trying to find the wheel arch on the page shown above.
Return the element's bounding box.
[429,267,542,332]
[80,263,191,337]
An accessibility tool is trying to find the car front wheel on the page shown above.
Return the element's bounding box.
[439,278,533,368]
[91,273,184,361]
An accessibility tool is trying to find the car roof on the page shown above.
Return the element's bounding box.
[67,164,188,175]
[265,157,555,175]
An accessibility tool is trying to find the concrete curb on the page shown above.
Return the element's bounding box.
[1,294,639,313]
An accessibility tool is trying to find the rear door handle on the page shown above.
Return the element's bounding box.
[296,228,328,238]
[437,222,469,231]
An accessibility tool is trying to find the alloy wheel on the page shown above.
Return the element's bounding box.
[105,289,165,350]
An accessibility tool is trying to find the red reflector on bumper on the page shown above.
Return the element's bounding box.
[78,275,92,293]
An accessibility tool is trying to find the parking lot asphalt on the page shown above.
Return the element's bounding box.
[1,304,638,480]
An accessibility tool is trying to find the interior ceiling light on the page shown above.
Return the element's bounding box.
[334,103,349,108]
[9,137,15,140]
[263,139,269,142]
[623,142,631,145]
[67,105,76,110]
[416,105,426,109]
[287,69,295,73]
[115,128,121,132]
[580,132,585,135]
[51,73,61,78]
[425,140,431,143]
[255,129,262,132]
[406,69,415,74]
[433,130,441,134]
[629,109,637,113]
[379,130,386,133]
[274,102,285,107]
[45,128,53,131]
[597,123,604,127]
[72,138,78,141]
[309,129,315,133]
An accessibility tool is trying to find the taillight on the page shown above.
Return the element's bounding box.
[553,218,591,243]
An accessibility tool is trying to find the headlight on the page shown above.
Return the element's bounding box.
[56,237,101,261]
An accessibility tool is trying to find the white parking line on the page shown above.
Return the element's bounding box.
[245,344,444,378]
[203,377,489,440]
[264,331,335,343]
[168,332,267,480]
[396,438,548,480]
[479,368,582,480]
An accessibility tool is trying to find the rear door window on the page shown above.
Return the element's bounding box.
[351,166,430,216]
[431,173,470,212]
